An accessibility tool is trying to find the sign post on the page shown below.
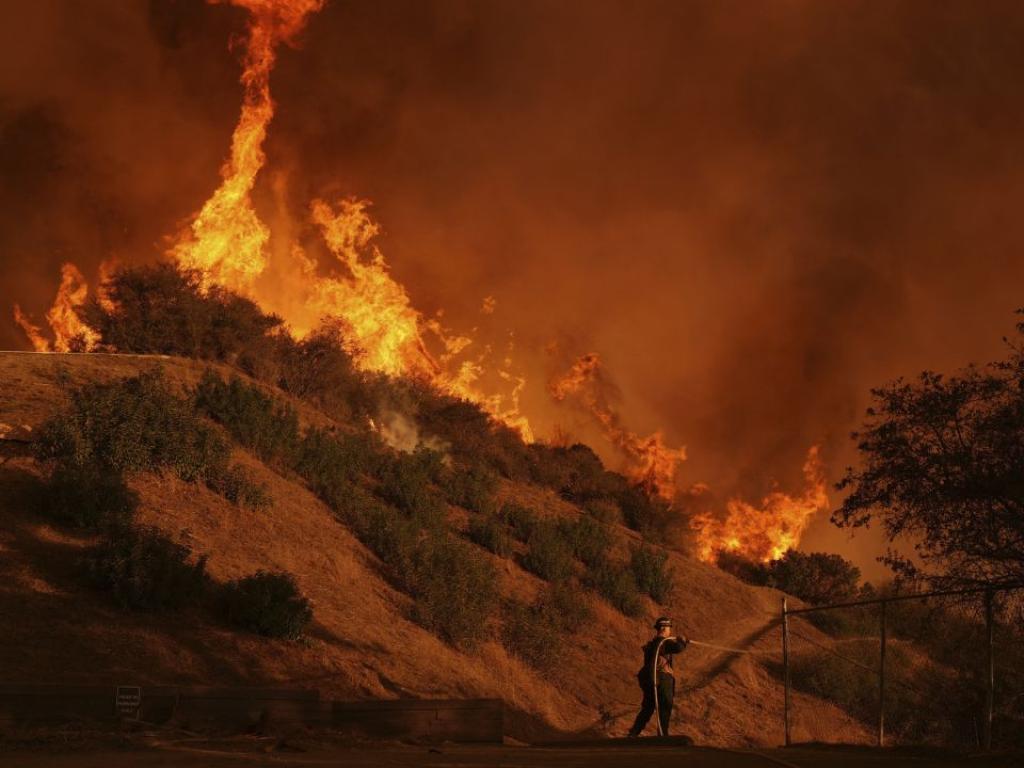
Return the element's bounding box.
[115,686,142,721]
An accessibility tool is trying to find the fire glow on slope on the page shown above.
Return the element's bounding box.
[690,445,830,563]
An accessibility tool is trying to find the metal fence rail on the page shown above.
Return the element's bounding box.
[780,582,1024,751]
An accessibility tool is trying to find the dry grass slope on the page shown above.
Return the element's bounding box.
[0,352,871,745]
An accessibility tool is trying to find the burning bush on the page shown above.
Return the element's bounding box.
[521,520,575,582]
[630,545,675,603]
[222,570,313,640]
[86,525,209,611]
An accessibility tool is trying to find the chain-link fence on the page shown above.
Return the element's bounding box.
[781,585,1024,751]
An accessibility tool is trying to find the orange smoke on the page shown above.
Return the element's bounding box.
[13,263,99,353]
[550,352,686,499]
[691,445,829,563]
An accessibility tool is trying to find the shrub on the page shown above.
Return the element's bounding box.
[193,371,300,464]
[213,464,272,512]
[617,484,674,542]
[467,514,514,557]
[404,533,498,647]
[716,550,862,607]
[715,551,770,586]
[85,263,282,363]
[297,427,384,508]
[584,499,622,525]
[566,515,611,567]
[86,525,208,610]
[522,520,574,582]
[501,503,537,542]
[38,465,138,529]
[222,570,313,639]
[441,462,498,515]
[374,451,445,526]
[503,584,594,670]
[766,551,861,606]
[589,557,643,616]
[630,545,675,603]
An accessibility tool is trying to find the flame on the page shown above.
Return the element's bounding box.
[550,352,686,499]
[163,0,532,439]
[13,263,99,353]
[170,0,325,289]
[691,445,829,563]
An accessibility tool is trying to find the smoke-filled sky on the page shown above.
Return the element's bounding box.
[5,0,1024,576]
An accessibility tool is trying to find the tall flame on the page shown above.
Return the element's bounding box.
[163,0,532,438]
[691,445,829,563]
[13,263,99,353]
[550,352,686,499]
[171,0,325,288]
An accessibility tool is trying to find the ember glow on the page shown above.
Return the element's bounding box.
[691,445,830,564]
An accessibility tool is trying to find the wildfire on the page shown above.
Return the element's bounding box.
[171,0,325,289]
[691,445,830,563]
[13,263,99,353]
[550,352,687,499]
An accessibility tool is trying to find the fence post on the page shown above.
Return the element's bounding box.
[983,589,994,751]
[782,597,791,747]
[878,599,887,748]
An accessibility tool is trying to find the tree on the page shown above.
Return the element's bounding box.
[835,313,1024,587]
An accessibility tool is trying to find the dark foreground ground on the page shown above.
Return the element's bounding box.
[0,734,1019,768]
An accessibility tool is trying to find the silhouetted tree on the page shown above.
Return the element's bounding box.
[835,313,1024,587]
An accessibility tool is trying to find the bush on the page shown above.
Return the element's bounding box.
[566,515,611,567]
[522,520,574,582]
[501,503,537,542]
[297,427,385,509]
[441,462,498,515]
[213,464,272,512]
[35,369,228,478]
[85,263,282,363]
[37,465,138,529]
[193,371,300,464]
[630,545,675,603]
[467,514,514,557]
[404,533,498,647]
[617,484,674,542]
[86,525,208,610]
[584,499,621,525]
[767,551,861,606]
[589,557,643,616]
[503,584,594,671]
[374,451,446,526]
[222,570,313,639]
[716,550,861,607]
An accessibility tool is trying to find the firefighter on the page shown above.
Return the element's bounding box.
[628,616,689,737]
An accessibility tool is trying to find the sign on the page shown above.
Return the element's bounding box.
[115,686,142,720]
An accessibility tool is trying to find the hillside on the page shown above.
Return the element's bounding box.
[0,351,871,746]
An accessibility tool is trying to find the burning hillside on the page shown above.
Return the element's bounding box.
[10,0,828,565]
